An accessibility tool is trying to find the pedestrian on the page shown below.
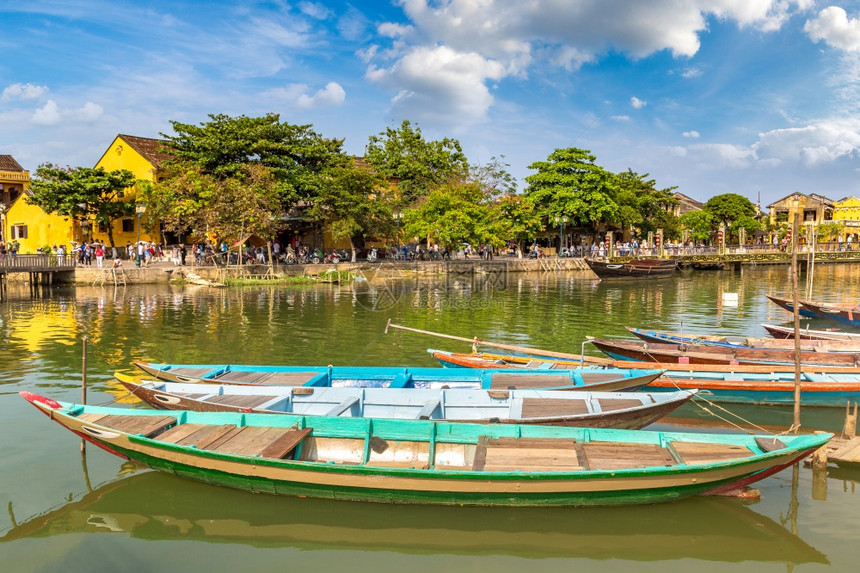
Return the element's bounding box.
[95,243,104,267]
[10,239,19,257]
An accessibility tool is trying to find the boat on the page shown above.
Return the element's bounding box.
[585,258,678,279]
[20,392,830,507]
[131,362,662,393]
[762,323,860,341]
[590,338,860,367]
[429,350,860,406]
[117,375,695,429]
[765,294,819,318]
[627,326,860,353]
[1,471,829,564]
[799,300,860,329]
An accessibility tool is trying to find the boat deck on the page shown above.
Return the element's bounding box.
[75,412,766,472]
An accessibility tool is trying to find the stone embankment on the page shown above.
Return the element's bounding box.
[48,257,592,285]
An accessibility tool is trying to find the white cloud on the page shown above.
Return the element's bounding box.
[681,67,703,78]
[2,83,49,101]
[805,6,860,52]
[630,96,646,109]
[612,115,631,121]
[31,100,62,125]
[268,82,346,109]
[683,130,700,138]
[298,2,331,20]
[366,45,505,125]
[753,120,860,166]
[30,100,104,126]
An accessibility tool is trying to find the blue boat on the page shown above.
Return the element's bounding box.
[133,361,663,393]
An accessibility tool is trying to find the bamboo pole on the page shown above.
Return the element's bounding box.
[384,320,614,364]
[791,212,802,434]
[81,335,88,452]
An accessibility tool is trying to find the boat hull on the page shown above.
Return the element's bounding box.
[585,258,677,279]
[21,393,829,507]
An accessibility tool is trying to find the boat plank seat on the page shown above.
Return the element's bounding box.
[77,413,176,437]
[156,423,236,448]
[580,373,628,383]
[213,371,321,386]
[258,427,312,459]
[208,426,295,456]
[170,392,211,400]
[473,436,584,471]
[325,396,360,417]
[596,398,644,412]
[520,397,590,417]
[582,441,677,469]
[755,437,786,452]
[203,394,278,409]
[490,373,570,389]
[670,441,754,464]
[417,398,442,420]
[167,367,216,378]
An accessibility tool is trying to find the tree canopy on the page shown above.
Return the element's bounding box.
[28,164,138,250]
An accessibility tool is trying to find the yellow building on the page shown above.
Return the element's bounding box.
[89,134,172,248]
[833,196,860,240]
[0,154,30,245]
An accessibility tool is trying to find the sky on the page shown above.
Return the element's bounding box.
[2,0,860,208]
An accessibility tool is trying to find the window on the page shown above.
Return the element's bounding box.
[122,218,134,233]
[12,225,27,239]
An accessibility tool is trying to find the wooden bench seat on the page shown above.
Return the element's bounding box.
[473,436,583,471]
[521,397,590,418]
[203,394,278,409]
[211,371,320,386]
[77,413,176,437]
[156,423,312,459]
[581,441,676,470]
[669,441,754,465]
[490,373,571,389]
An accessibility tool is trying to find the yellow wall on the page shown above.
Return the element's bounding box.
[90,135,159,245]
[3,194,75,253]
[833,197,860,222]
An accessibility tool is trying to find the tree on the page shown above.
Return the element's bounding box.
[817,221,844,245]
[728,215,762,243]
[524,148,619,226]
[28,164,138,253]
[612,169,678,234]
[197,164,282,243]
[703,193,757,240]
[364,120,469,206]
[138,164,216,243]
[678,210,714,243]
[306,158,390,261]
[402,182,502,251]
[496,194,543,257]
[161,113,343,208]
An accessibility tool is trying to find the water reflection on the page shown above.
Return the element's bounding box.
[2,468,827,565]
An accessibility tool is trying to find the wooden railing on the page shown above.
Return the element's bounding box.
[0,254,76,271]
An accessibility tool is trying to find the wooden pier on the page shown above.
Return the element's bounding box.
[0,254,76,301]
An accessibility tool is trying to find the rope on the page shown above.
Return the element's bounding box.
[637,344,798,436]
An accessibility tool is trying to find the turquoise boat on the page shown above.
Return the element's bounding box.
[117,375,696,429]
[21,392,830,507]
[132,361,662,393]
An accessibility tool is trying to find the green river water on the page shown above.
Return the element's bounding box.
[1,263,859,571]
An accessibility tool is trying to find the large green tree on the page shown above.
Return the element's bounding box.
[364,120,469,206]
[703,193,757,240]
[27,164,138,252]
[612,169,678,234]
[495,194,543,256]
[678,210,714,243]
[161,113,343,208]
[524,148,619,226]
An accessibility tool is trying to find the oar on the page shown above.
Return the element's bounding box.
[384,320,615,365]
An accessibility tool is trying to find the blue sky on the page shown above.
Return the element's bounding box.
[2,0,860,208]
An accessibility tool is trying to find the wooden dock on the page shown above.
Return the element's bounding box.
[811,402,859,466]
[0,254,76,301]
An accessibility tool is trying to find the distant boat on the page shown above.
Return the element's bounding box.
[591,338,860,367]
[429,349,860,406]
[765,294,818,318]
[627,326,860,353]
[117,376,695,430]
[798,300,860,328]
[20,392,830,507]
[762,323,860,341]
[132,362,662,393]
[585,258,677,279]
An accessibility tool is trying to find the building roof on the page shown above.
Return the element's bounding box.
[671,192,704,214]
[767,191,834,209]
[0,155,25,172]
[117,134,174,168]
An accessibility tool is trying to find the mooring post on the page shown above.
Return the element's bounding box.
[81,335,87,452]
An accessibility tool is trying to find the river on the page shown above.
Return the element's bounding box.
[2,263,859,571]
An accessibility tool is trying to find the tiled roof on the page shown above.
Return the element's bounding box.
[0,155,25,171]
[117,134,174,168]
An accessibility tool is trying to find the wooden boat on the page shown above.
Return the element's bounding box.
[429,350,860,406]
[117,376,695,430]
[628,326,860,352]
[132,361,662,393]
[765,294,819,318]
[762,323,860,341]
[2,471,829,564]
[799,300,860,328]
[20,392,830,507]
[585,258,677,279]
[591,339,860,367]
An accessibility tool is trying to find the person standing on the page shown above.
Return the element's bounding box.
[95,244,104,268]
